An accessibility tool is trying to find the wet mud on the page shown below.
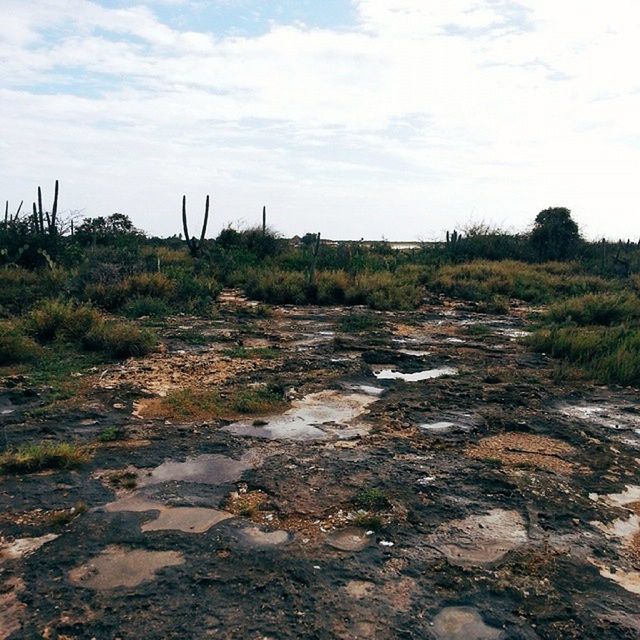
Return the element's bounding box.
[1,294,639,638]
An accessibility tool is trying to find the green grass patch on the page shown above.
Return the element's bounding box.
[0,442,92,475]
[528,325,640,385]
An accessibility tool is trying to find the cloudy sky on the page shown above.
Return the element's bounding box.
[1,1,639,240]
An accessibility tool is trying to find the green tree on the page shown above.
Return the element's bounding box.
[530,207,581,261]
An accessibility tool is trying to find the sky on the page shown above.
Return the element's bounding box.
[1,1,639,241]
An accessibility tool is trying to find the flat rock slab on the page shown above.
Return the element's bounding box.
[429,508,527,566]
[69,546,184,590]
[326,527,371,552]
[432,607,504,640]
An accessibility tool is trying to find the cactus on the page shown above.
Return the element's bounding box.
[445,229,462,248]
[262,205,266,235]
[308,232,321,286]
[182,194,210,257]
[32,180,59,235]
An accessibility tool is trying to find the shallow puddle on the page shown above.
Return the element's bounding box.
[69,546,184,590]
[419,421,458,434]
[239,526,291,547]
[140,451,258,486]
[431,607,504,640]
[105,496,232,533]
[559,403,640,434]
[326,527,371,552]
[428,509,528,566]
[224,390,376,441]
[373,367,457,382]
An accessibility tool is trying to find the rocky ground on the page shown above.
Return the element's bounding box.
[1,291,639,639]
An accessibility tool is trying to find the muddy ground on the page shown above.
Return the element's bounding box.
[1,292,639,639]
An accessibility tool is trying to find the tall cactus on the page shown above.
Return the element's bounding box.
[309,232,321,286]
[262,205,266,235]
[32,180,59,235]
[182,194,210,257]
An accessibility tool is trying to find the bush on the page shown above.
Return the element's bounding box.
[0,268,66,313]
[0,321,40,365]
[82,319,156,358]
[123,296,171,318]
[27,300,102,343]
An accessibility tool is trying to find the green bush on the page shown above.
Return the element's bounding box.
[0,321,40,365]
[27,300,101,343]
[123,296,172,318]
[82,319,156,358]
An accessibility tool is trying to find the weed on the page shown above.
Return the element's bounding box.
[338,313,381,333]
[352,488,390,511]
[98,426,125,442]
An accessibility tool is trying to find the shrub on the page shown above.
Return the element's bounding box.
[123,296,171,318]
[0,268,66,313]
[338,313,382,333]
[27,300,102,343]
[0,442,92,474]
[353,488,391,511]
[0,321,40,365]
[82,319,156,358]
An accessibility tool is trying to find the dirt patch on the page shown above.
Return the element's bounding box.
[466,432,578,474]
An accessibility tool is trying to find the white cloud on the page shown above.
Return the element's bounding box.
[0,0,639,239]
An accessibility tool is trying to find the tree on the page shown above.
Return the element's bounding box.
[530,207,581,261]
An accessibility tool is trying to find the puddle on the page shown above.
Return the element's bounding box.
[105,496,233,533]
[428,509,528,566]
[140,452,258,486]
[69,546,184,590]
[326,527,371,552]
[419,421,458,434]
[0,534,58,562]
[349,384,384,396]
[373,367,457,382]
[559,403,640,434]
[398,349,431,357]
[223,390,376,441]
[239,526,291,547]
[431,607,504,640]
[589,484,640,594]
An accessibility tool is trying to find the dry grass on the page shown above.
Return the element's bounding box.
[139,386,286,421]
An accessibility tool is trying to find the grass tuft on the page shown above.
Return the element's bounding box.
[0,442,92,475]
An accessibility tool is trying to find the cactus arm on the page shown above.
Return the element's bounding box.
[200,194,209,244]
